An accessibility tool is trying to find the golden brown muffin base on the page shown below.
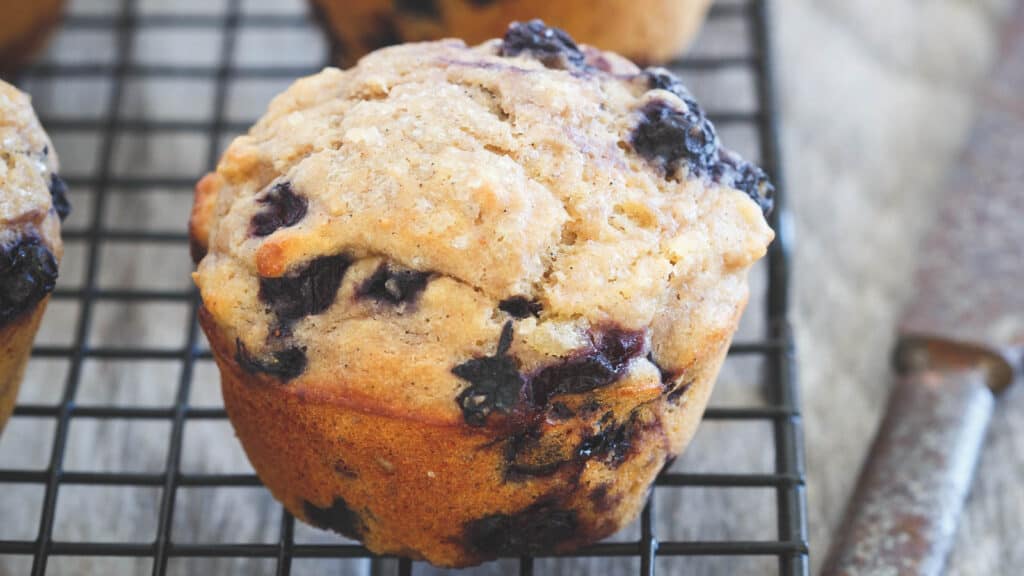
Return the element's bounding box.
[311,0,714,67]
[0,0,64,75]
[200,302,737,567]
[0,298,48,434]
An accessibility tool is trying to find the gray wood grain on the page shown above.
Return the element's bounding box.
[2,0,1021,575]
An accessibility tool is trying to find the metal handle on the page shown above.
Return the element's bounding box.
[821,364,995,576]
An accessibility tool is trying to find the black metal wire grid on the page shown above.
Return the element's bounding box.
[0,0,807,574]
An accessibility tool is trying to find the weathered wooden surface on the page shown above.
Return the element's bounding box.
[1,0,1021,574]
[778,0,1023,574]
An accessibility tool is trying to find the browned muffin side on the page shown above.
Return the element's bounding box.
[0,0,65,75]
[310,0,714,66]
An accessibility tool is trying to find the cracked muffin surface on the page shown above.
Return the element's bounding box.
[191,22,773,567]
[1,79,66,434]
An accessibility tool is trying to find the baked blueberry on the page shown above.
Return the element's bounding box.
[500,20,586,71]
[529,329,644,405]
[632,99,719,178]
[465,499,577,556]
[250,181,308,237]
[48,174,71,221]
[303,497,365,540]
[0,236,58,324]
[498,296,542,318]
[356,263,430,305]
[454,321,524,426]
[713,149,775,215]
[235,340,308,382]
[259,254,351,325]
[576,411,635,467]
[643,67,702,114]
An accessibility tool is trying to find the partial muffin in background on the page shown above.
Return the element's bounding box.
[1,80,69,433]
[190,21,772,567]
[0,0,65,75]
[311,0,714,66]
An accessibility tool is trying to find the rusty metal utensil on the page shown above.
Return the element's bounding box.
[821,5,1024,576]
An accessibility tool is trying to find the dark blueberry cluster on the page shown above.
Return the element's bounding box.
[464,499,577,556]
[500,20,586,70]
[259,254,351,325]
[356,263,430,305]
[453,325,645,426]
[712,148,775,215]
[0,236,58,324]
[503,409,645,480]
[235,339,307,382]
[303,497,365,540]
[250,181,308,237]
[394,0,439,18]
[632,99,719,179]
[528,329,645,405]
[498,296,542,319]
[576,411,637,467]
[636,68,775,215]
[48,174,71,221]
[644,68,703,112]
[454,321,524,427]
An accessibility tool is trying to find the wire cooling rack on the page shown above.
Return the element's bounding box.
[0,0,806,574]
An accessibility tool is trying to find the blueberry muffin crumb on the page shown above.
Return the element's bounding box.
[190,24,774,567]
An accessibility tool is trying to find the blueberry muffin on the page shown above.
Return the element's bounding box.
[1,80,68,433]
[0,0,64,75]
[311,0,714,66]
[191,22,773,567]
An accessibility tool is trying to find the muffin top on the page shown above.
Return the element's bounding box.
[1,80,65,324]
[191,21,774,426]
